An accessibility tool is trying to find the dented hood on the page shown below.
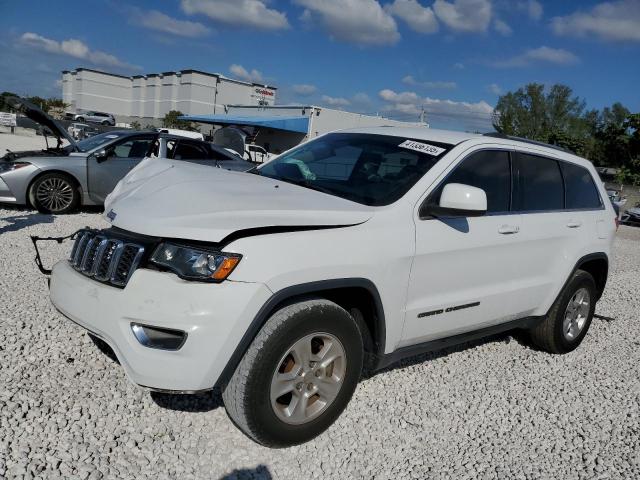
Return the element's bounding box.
[104,158,374,243]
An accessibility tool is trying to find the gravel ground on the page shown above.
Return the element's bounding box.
[1,206,639,479]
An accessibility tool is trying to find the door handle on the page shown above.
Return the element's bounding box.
[498,225,519,234]
[567,221,582,228]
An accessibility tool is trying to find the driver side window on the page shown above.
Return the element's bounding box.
[429,150,511,214]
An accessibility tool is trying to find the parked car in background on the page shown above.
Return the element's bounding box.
[68,122,99,140]
[0,97,253,213]
[621,202,640,226]
[66,110,116,126]
[47,127,615,447]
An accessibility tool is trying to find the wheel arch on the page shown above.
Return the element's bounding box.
[216,278,386,388]
[549,252,609,315]
[26,169,83,208]
[576,253,608,301]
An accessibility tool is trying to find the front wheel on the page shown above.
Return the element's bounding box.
[222,299,363,447]
[29,173,80,214]
[101,120,110,126]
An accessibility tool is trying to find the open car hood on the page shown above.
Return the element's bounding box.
[6,96,77,150]
[104,157,374,244]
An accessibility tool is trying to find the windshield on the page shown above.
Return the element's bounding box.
[257,133,452,206]
[74,132,127,152]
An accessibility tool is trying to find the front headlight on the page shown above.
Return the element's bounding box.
[150,243,241,282]
[0,161,31,172]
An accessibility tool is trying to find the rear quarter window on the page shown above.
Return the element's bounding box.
[560,162,602,209]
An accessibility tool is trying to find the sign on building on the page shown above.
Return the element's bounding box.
[0,112,17,127]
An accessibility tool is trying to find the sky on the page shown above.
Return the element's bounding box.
[1,0,639,132]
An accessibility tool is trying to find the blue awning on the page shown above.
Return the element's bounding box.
[179,114,309,134]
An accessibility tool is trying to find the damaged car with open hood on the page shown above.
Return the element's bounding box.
[0,96,252,213]
[45,127,616,447]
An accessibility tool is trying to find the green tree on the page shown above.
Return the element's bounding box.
[162,110,195,130]
[493,83,587,149]
[0,91,20,111]
[130,120,141,131]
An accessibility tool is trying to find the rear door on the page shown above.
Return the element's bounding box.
[510,151,579,314]
[87,134,156,203]
[402,148,530,346]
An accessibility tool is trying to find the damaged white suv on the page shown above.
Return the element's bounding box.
[48,127,616,447]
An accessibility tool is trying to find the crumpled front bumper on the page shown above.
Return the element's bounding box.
[49,260,273,391]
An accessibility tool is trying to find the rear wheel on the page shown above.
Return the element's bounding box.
[529,269,596,353]
[76,116,84,122]
[29,172,80,214]
[101,120,110,126]
[222,298,363,447]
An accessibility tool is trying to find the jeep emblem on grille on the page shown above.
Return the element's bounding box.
[106,209,117,222]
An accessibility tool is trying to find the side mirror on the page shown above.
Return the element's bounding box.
[421,183,487,218]
[93,148,108,162]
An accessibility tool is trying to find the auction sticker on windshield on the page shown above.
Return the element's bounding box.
[398,140,446,156]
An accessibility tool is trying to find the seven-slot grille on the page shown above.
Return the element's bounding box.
[69,230,145,287]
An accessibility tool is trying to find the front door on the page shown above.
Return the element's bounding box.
[402,148,534,346]
[87,134,155,203]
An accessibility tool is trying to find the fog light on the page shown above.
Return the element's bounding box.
[131,323,187,350]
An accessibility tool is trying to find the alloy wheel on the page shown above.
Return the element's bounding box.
[562,287,590,340]
[270,333,347,425]
[36,177,74,213]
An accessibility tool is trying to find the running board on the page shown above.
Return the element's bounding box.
[374,316,543,371]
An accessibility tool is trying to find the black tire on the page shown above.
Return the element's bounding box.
[529,269,596,354]
[76,116,84,122]
[222,298,364,447]
[29,172,80,214]
[101,120,110,126]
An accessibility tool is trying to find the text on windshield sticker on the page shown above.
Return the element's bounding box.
[398,140,446,156]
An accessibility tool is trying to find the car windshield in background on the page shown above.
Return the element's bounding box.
[74,132,126,152]
[257,133,452,206]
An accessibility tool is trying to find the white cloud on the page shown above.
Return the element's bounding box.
[386,0,439,34]
[551,0,640,42]
[352,92,373,106]
[491,46,580,67]
[494,19,512,36]
[181,0,289,31]
[20,32,140,70]
[133,9,210,37]
[321,95,351,107]
[295,0,400,46]
[433,0,492,33]
[402,75,456,89]
[379,89,420,103]
[292,84,317,96]
[229,64,264,82]
[526,0,543,21]
[487,83,503,95]
[379,88,494,130]
[453,62,465,69]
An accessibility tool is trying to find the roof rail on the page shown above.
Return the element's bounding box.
[483,132,572,153]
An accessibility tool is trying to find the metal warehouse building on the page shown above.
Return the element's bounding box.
[61,68,277,124]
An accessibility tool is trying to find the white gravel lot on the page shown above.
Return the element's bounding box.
[1,206,639,479]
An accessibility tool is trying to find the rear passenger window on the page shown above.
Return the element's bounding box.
[515,153,563,211]
[431,150,511,213]
[560,162,602,209]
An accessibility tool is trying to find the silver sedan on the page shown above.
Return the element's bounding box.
[0,97,253,214]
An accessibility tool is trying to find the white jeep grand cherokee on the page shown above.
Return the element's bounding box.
[49,127,616,447]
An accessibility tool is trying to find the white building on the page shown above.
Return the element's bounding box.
[61,68,277,124]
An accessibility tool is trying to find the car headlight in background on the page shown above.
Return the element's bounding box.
[0,162,31,172]
[150,243,241,282]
